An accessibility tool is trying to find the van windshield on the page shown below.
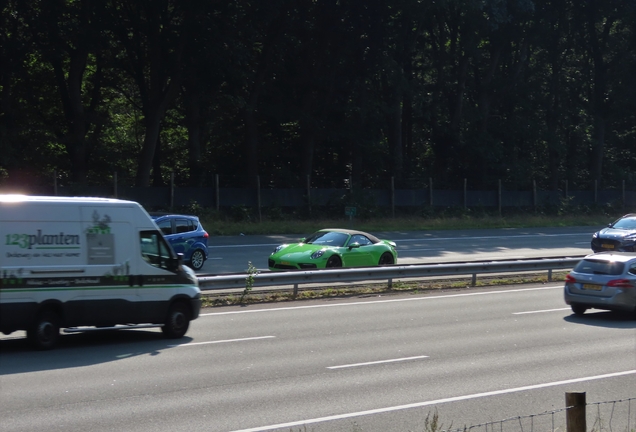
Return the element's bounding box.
[140,230,176,271]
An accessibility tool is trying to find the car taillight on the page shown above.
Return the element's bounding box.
[203,232,209,238]
[607,279,633,288]
[565,274,576,283]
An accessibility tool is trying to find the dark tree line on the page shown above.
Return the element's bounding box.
[1,0,635,192]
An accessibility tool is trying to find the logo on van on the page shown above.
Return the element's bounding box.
[5,231,81,250]
[86,211,112,234]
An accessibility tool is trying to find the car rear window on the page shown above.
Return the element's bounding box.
[574,259,625,275]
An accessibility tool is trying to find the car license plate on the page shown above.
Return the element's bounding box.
[602,243,614,249]
[281,261,291,265]
[582,283,602,291]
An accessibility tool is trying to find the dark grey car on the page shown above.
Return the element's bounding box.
[591,213,636,252]
[564,252,636,318]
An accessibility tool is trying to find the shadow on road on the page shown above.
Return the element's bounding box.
[563,310,636,329]
[0,330,191,375]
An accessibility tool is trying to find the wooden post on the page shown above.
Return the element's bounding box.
[566,392,586,432]
[256,175,262,223]
[170,172,175,210]
[622,180,626,210]
[498,179,502,216]
[429,177,433,206]
[391,176,395,219]
[113,171,118,198]
[215,174,220,212]
[463,178,467,209]
[306,175,311,216]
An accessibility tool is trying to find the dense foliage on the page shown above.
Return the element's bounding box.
[1,0,635,192]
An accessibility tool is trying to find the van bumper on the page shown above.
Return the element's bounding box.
[190,295,201,320]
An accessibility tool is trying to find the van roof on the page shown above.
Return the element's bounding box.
[0,195,136,204]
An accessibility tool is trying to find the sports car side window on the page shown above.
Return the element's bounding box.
[349,234,372,246]
[628,264,636,275]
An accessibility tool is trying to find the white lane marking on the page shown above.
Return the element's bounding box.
[200,285,563,317]
[399,248,445,252]
[328,356,429,370]
[228,370,636,432]
[513,308,571,315]
[208,257,224,260]
[170,336,275,347]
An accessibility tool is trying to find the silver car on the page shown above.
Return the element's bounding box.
[564,252,636,317]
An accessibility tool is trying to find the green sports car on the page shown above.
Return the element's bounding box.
[268,228,397,271]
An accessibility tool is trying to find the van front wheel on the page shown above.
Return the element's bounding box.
[162,302,190,339]
[28,310,61,350]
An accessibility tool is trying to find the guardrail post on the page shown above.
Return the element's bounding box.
[388,277,393,289]
[293,283,298,297]
[566,391,586,432]
[471,273,477,286]
[548,269,553,282]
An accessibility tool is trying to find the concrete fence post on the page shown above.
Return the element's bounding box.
[566,391,586,432]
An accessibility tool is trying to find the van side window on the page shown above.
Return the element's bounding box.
[140,230,176,271]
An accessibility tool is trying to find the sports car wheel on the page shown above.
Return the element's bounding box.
[379,252,394,266]
[326,256,342,268]
[189,249,205,270]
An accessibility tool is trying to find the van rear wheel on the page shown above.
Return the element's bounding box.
[28,310,61,350]
[162,302,190,339]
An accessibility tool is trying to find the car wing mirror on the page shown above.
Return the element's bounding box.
[300,237,306,243]
[348,242,361,250]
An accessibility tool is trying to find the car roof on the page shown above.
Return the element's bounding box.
[150,213,199,220]
[583,252,636,263]
[317,228,382,243]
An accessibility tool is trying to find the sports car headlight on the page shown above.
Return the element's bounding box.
[272,244,287,254]
[311,250,326,259]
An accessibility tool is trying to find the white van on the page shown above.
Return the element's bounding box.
[0,195,201,349]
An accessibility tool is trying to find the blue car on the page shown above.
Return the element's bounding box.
[151,214,209,270]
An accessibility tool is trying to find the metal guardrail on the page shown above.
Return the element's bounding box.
[198,256,585,292]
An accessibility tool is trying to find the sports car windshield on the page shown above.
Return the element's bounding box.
[612,217,636,229]
[305,231,349,247]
